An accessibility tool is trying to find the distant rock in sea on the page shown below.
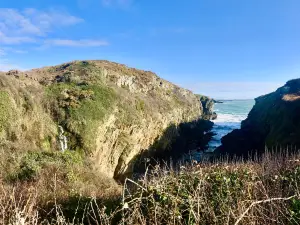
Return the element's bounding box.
[214,100,224,103]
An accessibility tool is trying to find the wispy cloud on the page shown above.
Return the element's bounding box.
[149,27,190,37]
[12,50,28,54]
[101,0,133,8]
[0,8,83,45]
[2,47,28,54]
[0,49,6,56]
[77,0,93,9]
[45,39,109,47]
[0,31,35,45]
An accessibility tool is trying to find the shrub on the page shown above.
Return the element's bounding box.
[2,151,300,224]
[121,151,300,225]
[46,82,116,152]
[8,151,83,182]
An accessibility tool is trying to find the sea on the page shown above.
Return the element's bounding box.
[207,99,255,151]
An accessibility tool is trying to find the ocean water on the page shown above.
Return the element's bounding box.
[207,99,255,151]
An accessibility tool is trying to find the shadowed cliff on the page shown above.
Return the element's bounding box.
[115,118,214,180]
[217,78,300,156]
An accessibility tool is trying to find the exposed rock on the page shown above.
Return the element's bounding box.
[6,70,21,78]
[197,94,217,120]
[128,119,214,180]
[0,60,215,179]
[217,78,300,156]
[116,75,137,92]
[214,100,224,103]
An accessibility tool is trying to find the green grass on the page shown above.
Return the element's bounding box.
[7,150,84,182]
[136,99,146,112]
[46,82,116,152]
[69,84,115,123]
[46,82,77,97]
[196,94,210,102]
[0,91,13,131]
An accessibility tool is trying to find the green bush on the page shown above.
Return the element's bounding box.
[8,151,83,182]
[46,82,116,152]
[290,198,300,224]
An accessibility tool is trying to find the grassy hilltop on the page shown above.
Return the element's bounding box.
[0,60,215,224]
[0,60,212,179]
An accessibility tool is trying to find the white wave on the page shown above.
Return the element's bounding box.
[204,101,253,152]
[213,113,247,123]
[207,113,246,149]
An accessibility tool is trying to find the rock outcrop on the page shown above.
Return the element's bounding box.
[197,95,217,120]
[0,60,214,179]
[217,78,300,156]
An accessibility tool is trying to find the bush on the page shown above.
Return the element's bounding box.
[2,151,300,224]
[8,151,83,182]
[46,82,116,152]
[121,151,300,224]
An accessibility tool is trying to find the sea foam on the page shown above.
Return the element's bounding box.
[207,100,255,151]
[214,113,247,123]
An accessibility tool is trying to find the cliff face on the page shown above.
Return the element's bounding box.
[217,79,300,156]
[0,61,213,178]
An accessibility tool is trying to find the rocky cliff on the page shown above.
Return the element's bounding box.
[0,60,214,179]
[196,95,217,120]
[217,78,300,156]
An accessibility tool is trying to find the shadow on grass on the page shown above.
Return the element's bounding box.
[39,195,122,224]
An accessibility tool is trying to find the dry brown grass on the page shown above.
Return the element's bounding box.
[0,74,57,152]
[1,150,300,224]
[119,151,300,225]
[282,93,300,101]
[0,148,121,224]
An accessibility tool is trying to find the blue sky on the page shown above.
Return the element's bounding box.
[1,0,300,99]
